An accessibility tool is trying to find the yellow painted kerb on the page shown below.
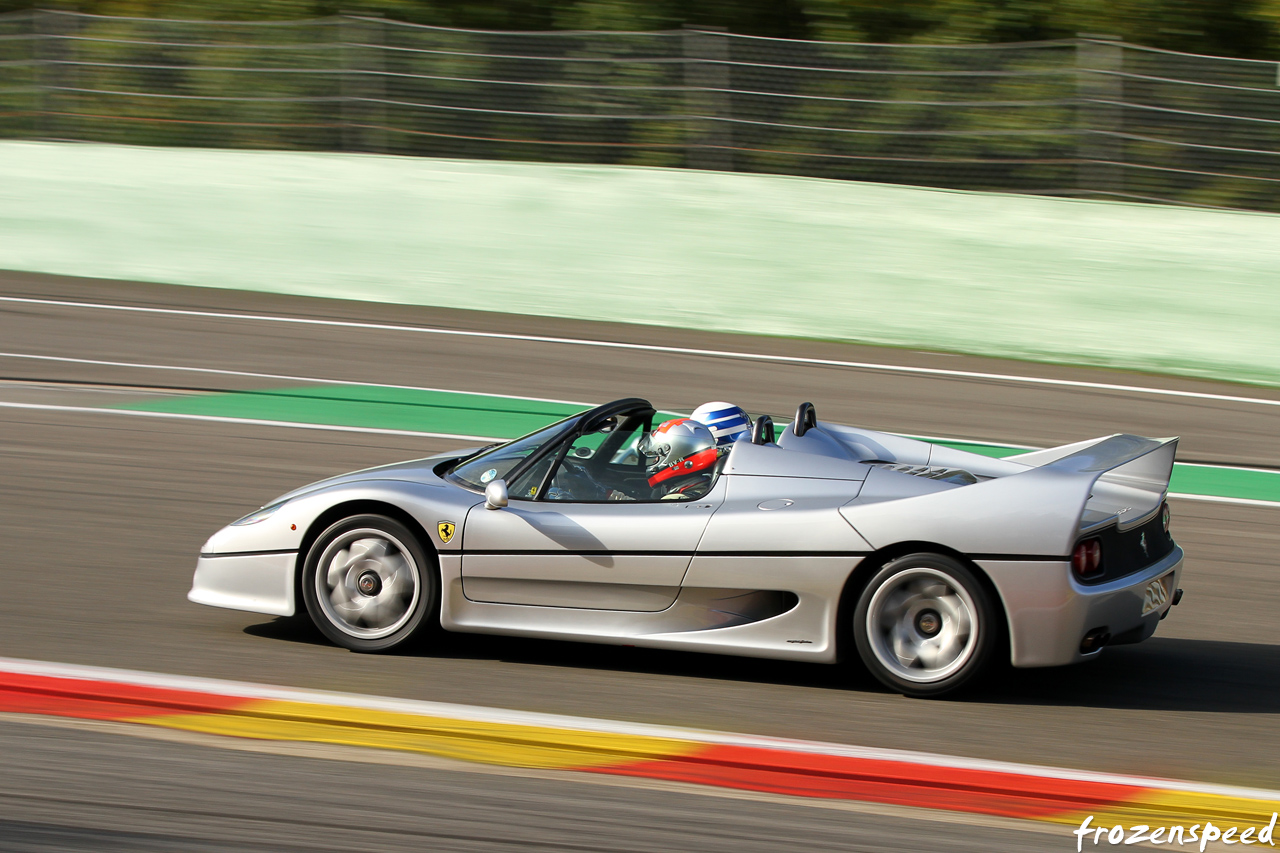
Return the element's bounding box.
[130,699,704,770]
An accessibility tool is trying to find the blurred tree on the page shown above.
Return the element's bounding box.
[801,0,1278,57]
[0,0,1274,57]
[551,0,810,37]
[1253,0,1280,52]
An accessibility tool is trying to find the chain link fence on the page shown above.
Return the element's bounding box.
[2,10,1279,212]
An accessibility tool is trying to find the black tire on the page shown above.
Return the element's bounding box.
[301,514,438,652]
[853,553,998,698]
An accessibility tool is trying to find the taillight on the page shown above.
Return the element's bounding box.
[1162,501,1171,534]
[1072,538,1103,579]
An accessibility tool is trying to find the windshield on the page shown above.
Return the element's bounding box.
[445,415,581,491]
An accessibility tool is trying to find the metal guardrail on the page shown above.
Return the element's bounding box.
[2,10,1278,212]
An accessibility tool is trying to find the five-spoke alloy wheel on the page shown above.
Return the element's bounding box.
[853,553,997,697]
[302,514,438,652]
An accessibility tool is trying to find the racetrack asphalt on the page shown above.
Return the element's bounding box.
[1,270,1278,835]
[0,715,1068,852]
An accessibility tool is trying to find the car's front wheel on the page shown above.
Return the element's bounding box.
[301,514,437,652]
[853,553,998,698]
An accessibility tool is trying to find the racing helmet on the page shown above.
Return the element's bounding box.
[690,401,752,446]
[638,418,718,487]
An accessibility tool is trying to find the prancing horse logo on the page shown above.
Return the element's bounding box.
[1139,532,1148,559]
[437,521,456,544]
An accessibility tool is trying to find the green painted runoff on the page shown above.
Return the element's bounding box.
[118,386,584,440]
[117,386,1280,503]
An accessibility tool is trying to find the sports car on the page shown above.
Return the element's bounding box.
[191,398,1185,697]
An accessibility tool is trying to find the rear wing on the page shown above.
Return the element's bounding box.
[842,435,1178,557]
[1006,435,1178,532]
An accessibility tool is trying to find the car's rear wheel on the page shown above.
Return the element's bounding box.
[853,553,997,698]
[301,514,437,652]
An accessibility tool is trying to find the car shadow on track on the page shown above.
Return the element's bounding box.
[244,616,872,691]
[243,616,331,647]
[976,637,1280,713]
[245,619,1279,712]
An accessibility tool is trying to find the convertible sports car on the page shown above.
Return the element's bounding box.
[191,398,1184,697]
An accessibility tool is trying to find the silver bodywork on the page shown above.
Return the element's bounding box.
[192,406,1183,669]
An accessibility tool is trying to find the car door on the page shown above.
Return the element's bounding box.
[460,412,725,611]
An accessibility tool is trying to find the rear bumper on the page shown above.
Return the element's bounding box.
[188,552,298,617]
[980,546,1183,668]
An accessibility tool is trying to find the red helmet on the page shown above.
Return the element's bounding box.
[638,418,719,488]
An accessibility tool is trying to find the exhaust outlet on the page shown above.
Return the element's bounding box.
[1080,628,1111,654]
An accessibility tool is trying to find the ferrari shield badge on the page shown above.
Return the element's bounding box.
[437,521,456,544]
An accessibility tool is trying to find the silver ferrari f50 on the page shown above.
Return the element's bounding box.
[191,398,1184,697]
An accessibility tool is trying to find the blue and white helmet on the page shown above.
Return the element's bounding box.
[690,402,752,446]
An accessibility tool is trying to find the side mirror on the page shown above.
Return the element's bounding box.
[484,479,509,510]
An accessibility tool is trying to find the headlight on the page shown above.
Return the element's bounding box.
[230,501,286,526]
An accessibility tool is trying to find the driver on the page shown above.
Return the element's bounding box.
[638,418,720,500]
[690,402,752,446]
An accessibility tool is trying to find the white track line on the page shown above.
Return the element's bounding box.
[0,351,594,408]
[2,400,1277,508]
[6,351,1278,477]
[12,350,1280,479]
[0,401,502,443]
[6,351,1270,467]
[1175,460,1280,475]
[6,295,1280,410]
[911,432,1280,476]
[1168,493,1280,508]
[3,655,1278,802]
